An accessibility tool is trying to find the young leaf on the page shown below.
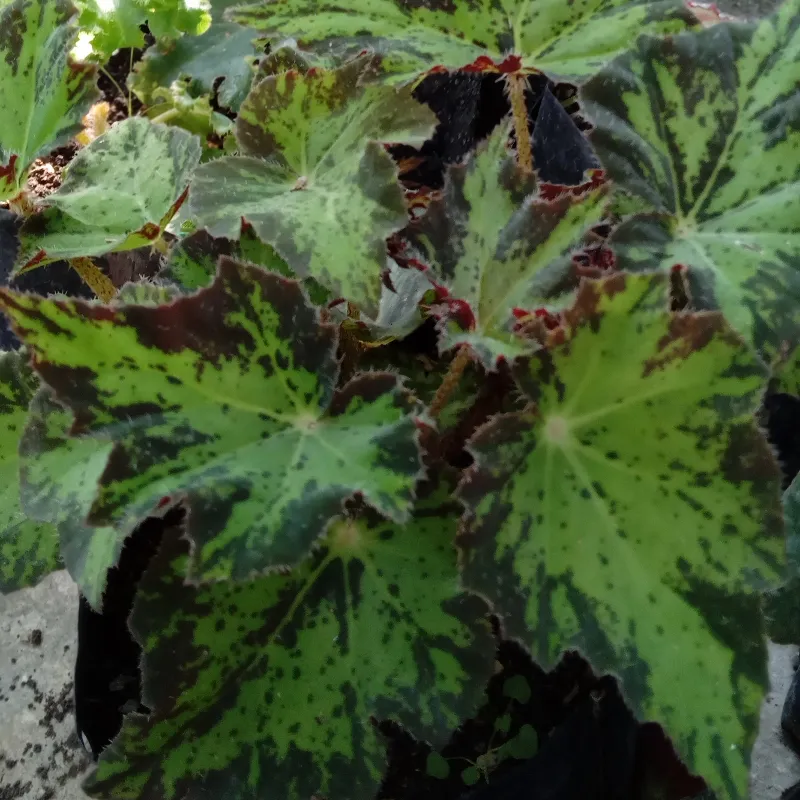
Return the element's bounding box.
[0,0,98,200]
[0,258,423,582]
[227,0,699,85]
[19,388,119,610]
[74,0,211,61]
[131,22,262,112]
[458,272,784,797]
[404,124,607,367]
[16,118,202,271]
[0,351,60,593]
[189,57,437,316]
[581,3,800,357]
[83,483,494,800]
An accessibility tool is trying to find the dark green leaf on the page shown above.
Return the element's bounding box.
[581,3,800,357]
[459,272,784,797]
[84,481,494,800]
[0,258,424,582]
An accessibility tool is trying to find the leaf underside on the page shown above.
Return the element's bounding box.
[458,272,783,798]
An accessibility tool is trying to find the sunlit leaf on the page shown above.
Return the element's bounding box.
[581,3,800,357]
[74,0,211,61]
[0,0,98,200]
[0,258,423,582]
[458,272,784,797]
[16,118,202,272]
[189,57,437,315]
[84,478,494,800]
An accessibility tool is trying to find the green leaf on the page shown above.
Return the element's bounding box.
[131,22,262,112]
[458,272,784,797]
[404,123,607,367]
[227,0,698,85]
[15,118,201,271]
[165,226,332,306]
[502,724,537,760]
[502,674,531,703]
[0,0,98,201]
[189,57,436,315]
[74,0,211,61]
[0,258,424,582]
[581,4,800,358]
[18,388,119,610]
[0,351,60,593]
[426,752,451,780]
[83,480,494,800]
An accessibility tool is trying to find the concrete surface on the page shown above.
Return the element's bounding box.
[0,571,91,800]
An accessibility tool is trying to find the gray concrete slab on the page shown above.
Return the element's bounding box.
[0,571,91,800]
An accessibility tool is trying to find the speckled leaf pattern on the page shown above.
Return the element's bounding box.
[458,273,784,797]
[189,58,436,315]
[0,351,60,593]
[83,481,494,800]
[131,23,261,112]
[0,0,98,200]
[18,388,119,610]
[228,0,698,84]
[16,118,202,271]
[581,2,800,357]
[404,124,606,367]
[0,258,423,582]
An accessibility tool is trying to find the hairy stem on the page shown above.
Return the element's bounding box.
[429,346,472,419]
[506,73,533,173]
[70,257,118,302]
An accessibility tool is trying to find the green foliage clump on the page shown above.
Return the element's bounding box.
[0,0,798,798]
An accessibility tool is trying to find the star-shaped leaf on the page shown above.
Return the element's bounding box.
[83,477,494,800]
[458,272,784,797]
[0,351,61,593]
[581,2,800,358]
[19,387,119,610]
[404,123,607,367]
[0,0,98,200]
[16,118,202,272]
[189,57,437,316]
[0,258,424,582]
[227,0,699,85]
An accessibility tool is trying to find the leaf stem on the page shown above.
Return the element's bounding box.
[506,73,533,173]
[429,346,472,419]
[69,257,118,302]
